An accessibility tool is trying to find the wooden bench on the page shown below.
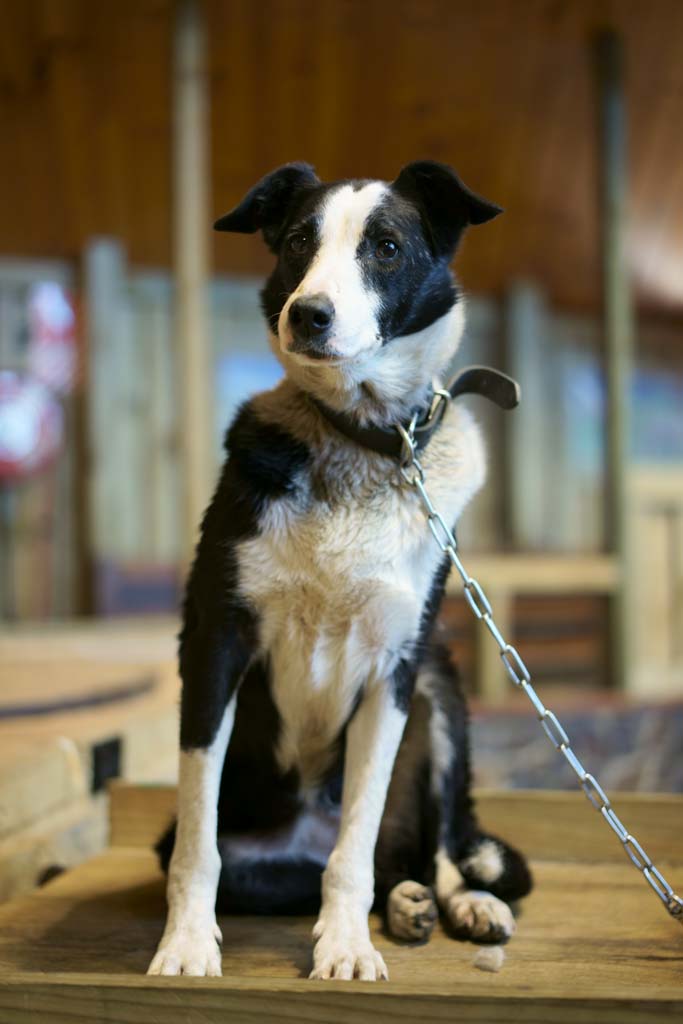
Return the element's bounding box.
[0,783,681,1022]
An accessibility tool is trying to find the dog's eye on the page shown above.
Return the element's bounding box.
[288,233,309,256]
[375,239,399,261]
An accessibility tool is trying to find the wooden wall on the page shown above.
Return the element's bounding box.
[1,1,683,312]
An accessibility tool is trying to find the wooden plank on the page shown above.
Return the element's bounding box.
[0,795,107,903]
[446,555,619,595]
[109,783,176,848]
[630,468,683,695]
[631,467,683,506]
[109,784,683,866]
[0,737,86,841]
[0,974,679,1024]
[0,972,680,1024]
[0,847,681,1022]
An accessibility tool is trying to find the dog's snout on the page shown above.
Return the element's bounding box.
[289,295,335,340]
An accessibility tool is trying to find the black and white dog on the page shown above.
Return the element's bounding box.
[148,161,532,981]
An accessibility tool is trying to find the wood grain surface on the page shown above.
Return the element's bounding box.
[0,785,680,1022]
[0,845,681,1022]
[109,783,683,865]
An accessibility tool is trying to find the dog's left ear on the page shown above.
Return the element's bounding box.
[214,162,319,251]
[393,160,502,258]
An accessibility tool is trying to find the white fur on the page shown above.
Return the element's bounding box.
[446,890,515,940]
[461,838,504,885]
[278,183,388,362]
[237,380,485,793]
[417,668,456,797]
[148,701,236,977]
[310,681,405,980]
[275,301,467,427]
[434,845,466,904]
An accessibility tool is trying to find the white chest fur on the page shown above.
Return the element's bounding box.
[235,403,485,788]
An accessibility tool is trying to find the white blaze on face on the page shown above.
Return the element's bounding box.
[279,182,388,360]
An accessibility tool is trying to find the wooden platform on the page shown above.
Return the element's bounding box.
[0,785,681,1022]
[0,620,179,901]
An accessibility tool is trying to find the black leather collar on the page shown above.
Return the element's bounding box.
[310,366,520,460]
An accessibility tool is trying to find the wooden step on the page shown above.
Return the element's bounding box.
[0,621,180,901]
[0,784,680,1023]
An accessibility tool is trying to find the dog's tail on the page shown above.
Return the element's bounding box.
[456,831,533,903]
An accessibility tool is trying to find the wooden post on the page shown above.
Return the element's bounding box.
[505,282,549,551]
[173,0,212,567]
[595,31,635,692]
[83,238,128,607]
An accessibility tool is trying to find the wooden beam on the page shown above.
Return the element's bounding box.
[446,554,620,596]
[595,31,636,693]
[108,782,683,865]
[173,0,213,566]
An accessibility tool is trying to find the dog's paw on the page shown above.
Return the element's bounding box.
[310,916,388,980]
[386,880,438,942]
[446,889,515,944]
[147,922,223,976]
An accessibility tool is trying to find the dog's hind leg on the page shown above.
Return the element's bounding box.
[434,847,517,944]
[418,646,532,945]
[375,690,439,943]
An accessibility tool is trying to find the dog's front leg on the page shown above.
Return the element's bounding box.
[311,677,408,981]
[148,623,250,977]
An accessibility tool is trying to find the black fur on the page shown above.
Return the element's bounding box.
[213,162,319,249]
[359,193,459,341]
[392,160,502,256]
[259,181,336,334]
[178,403,310,750]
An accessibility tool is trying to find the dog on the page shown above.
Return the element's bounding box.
[148,160,532,981]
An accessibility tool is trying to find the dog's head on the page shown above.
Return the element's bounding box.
[215,161,501,409]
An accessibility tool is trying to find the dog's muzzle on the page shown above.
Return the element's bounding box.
[288,294,335,359]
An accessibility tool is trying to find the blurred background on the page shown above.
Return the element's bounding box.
[0,0,681,898]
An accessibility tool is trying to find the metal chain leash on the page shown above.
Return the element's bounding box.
[396,400,683,925]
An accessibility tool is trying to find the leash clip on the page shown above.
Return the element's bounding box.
[396,414,426,485]
[412,387,451,446]
[427,388,451,425]
[397,413,419,468]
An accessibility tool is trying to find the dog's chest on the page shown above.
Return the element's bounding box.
[235,407,483,786]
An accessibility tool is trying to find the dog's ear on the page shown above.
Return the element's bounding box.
[214,162,319,250]
[392,160,502,258]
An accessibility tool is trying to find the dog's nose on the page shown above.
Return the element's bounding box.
[288,295,335,343]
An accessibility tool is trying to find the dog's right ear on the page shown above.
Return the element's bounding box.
[214,163,319,250]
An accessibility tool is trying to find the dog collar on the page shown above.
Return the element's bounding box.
[310,366,520,460]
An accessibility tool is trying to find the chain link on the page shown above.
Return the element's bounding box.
[397,419,683,926]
